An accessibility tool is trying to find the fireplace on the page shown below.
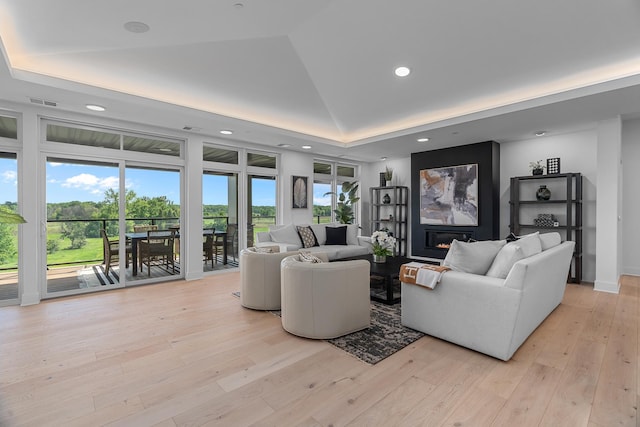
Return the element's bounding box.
[426,230,475,250]
[411,141,500,259]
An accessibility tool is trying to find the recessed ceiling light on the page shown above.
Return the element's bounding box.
[124,21,150,33]
[234,2,244,8]
[535,131,547,137]
[277,143,291,147]
[417,137,430,142]
[301,145,312,150]
[86,104,106,112]
[380,157,387,161]
[158,148,172,152]
[394,66,411,77]
[219,130,233,135]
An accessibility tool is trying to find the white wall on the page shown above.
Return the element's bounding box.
[278,151,315,226]
[499,130,598,282]
[622,118,640,276]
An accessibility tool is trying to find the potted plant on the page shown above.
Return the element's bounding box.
[371,229,397,263]
[384,166,393,186]
[323,181,360,224]
[529,160,545,175]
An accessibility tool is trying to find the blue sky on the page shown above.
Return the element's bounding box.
[0,158,17,204]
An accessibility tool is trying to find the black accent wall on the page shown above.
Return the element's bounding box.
[411,141,500,259]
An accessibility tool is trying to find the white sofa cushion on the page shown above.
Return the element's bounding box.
[309,224,328,245]
[516,232,543,257]
[269,224,301,246]
[486,243,526,279]
[540,232,561,250]
[442,239,506,275]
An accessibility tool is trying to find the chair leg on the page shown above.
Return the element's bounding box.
[104,256,111,277]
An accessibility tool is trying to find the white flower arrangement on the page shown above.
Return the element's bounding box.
[371,230,397,256]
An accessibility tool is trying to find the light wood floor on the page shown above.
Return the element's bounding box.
[0,274,637,426]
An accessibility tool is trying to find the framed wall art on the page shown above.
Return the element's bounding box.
[292,175,308,209]
[419,163,478,225]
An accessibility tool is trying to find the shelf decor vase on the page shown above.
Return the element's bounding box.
[373,254,387,263]
[536,185,551,200]
[532,168,543,176]
[382,193,391,204]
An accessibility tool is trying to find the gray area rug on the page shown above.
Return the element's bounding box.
[232,292,425,364]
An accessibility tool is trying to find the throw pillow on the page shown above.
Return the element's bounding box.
[309,223,327,245]
[515,232,542,258]
[539,232,561,251]
[325,226,348,245]
[269,224,301,245]
[345,223,359,245]
[299,250,324,263]
[486,243,526,279]
[442,239,506,275]
[255,246,280,254]
[296,226,319,248]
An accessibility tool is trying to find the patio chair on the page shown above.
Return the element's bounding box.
[203,228,216,267]
[139,229,176,277]
[101,229,131,276]
[215,223,238,263]
[133,224,158,233]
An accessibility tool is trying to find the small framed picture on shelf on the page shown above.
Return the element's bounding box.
[546,157,560,174]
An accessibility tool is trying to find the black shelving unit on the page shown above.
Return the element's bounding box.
[370,186,409,256]
[509,173,582,283]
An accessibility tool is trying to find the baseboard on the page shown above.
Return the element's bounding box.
[622,266,640,276]
[594,279,620,294]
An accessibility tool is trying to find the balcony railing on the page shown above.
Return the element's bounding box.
[1,214,333,271]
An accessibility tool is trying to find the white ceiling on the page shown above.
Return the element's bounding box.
[1,0,640,162]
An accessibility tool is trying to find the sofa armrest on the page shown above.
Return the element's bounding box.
[357,235,372,246]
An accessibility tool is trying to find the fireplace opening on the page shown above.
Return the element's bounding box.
[426,230,474,250]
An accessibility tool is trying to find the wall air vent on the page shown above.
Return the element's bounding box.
[29,97,57,107]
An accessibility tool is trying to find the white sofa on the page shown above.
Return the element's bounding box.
[255,223,372,260]
[239,246,298,310]
[280,253,371,339]
[401,232,575,361]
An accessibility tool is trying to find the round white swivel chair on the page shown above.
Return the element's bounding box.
[239,247,296,310]
[280,253,371,339]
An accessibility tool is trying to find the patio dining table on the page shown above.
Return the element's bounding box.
[126,229,227,276]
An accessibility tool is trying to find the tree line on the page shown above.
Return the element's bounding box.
[1,191,333,263]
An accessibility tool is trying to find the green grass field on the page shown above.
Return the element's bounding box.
[0,216,332,270]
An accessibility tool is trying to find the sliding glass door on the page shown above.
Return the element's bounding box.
[45,157,121,296]
[203,171,239,270]
[125,165,181,282]
[247,175,276,248]
[0,152,19,304]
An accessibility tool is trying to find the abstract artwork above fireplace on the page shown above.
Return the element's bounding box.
[419,163,478,225]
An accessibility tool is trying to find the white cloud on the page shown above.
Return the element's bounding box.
[61,173,119,194]
[313,195,332,206]
[2,170,17,184]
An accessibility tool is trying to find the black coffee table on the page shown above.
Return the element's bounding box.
[338,254,435,304]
